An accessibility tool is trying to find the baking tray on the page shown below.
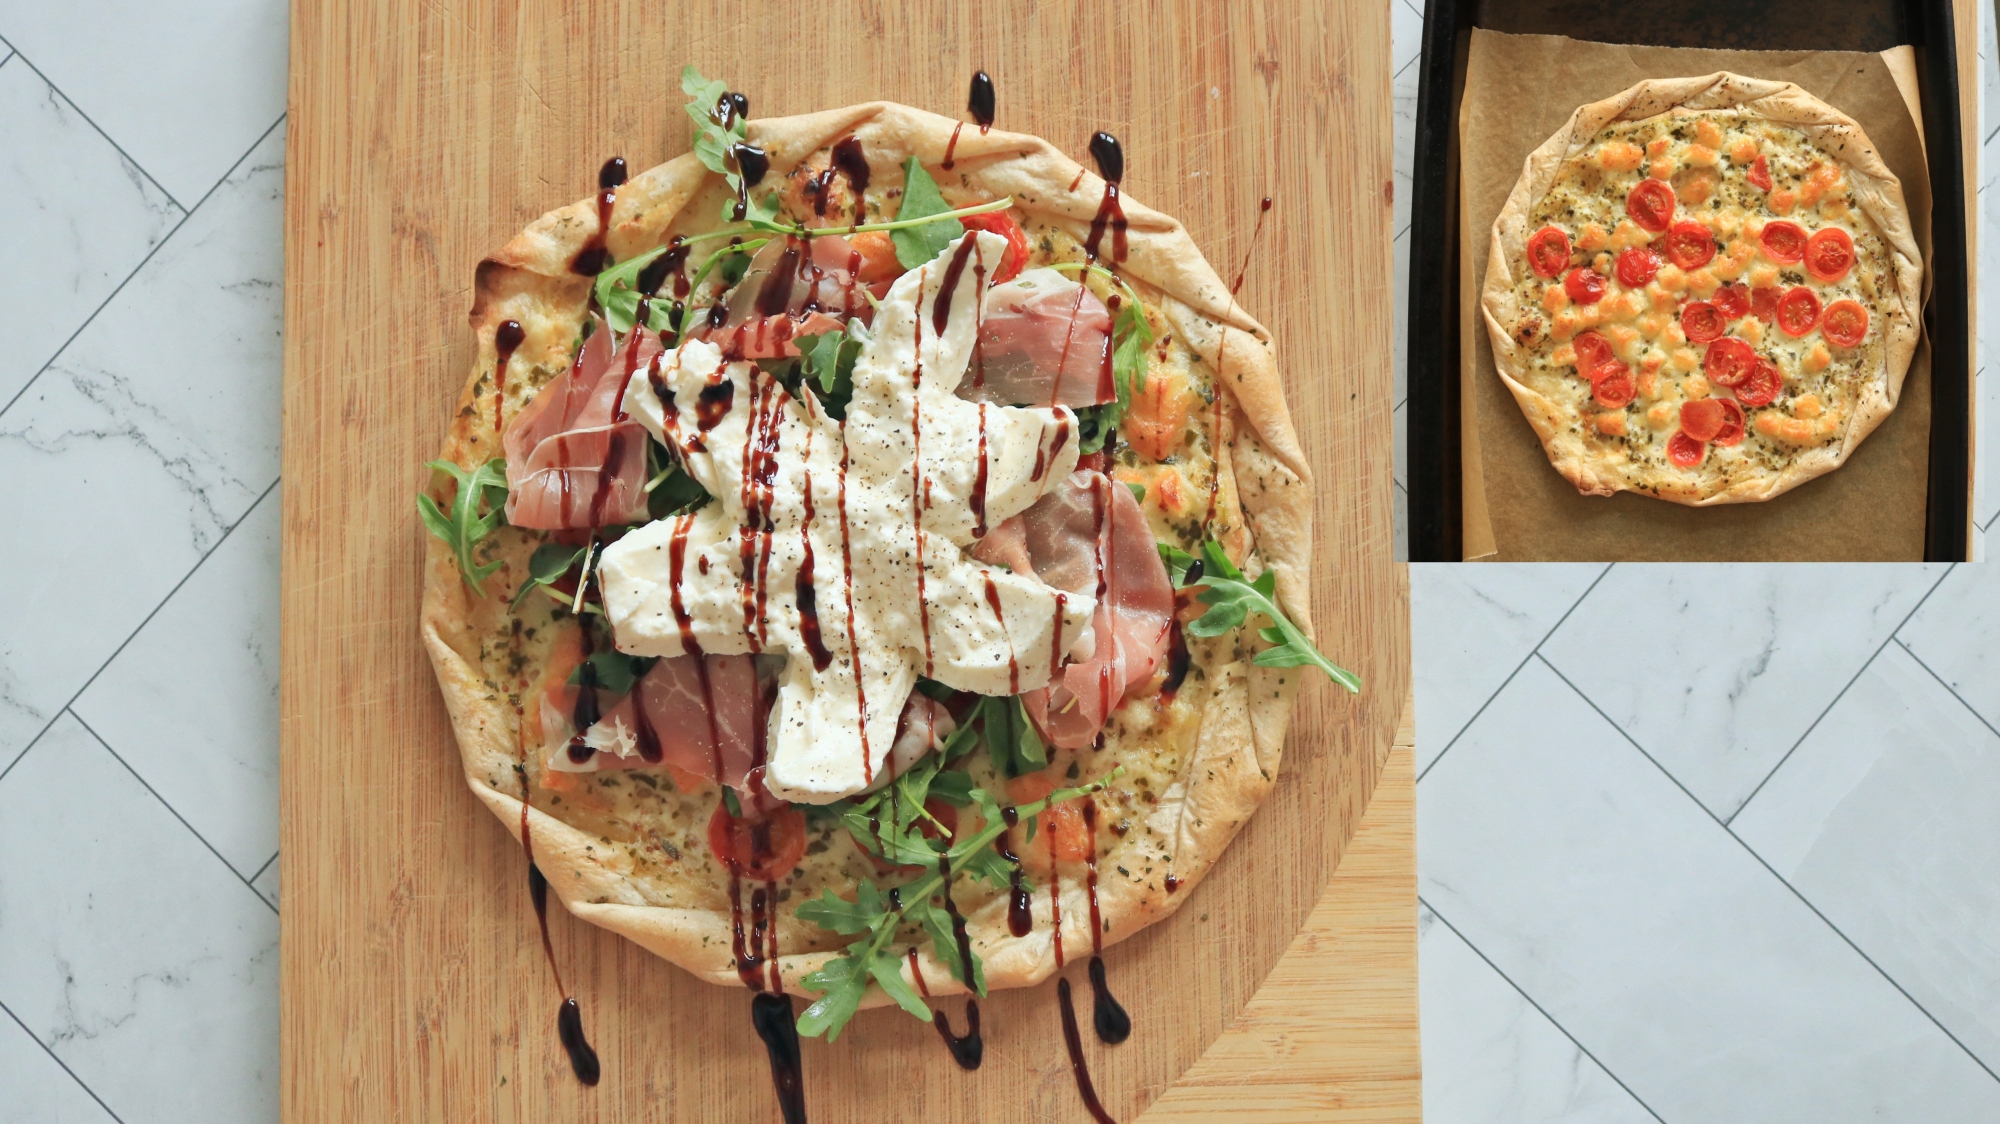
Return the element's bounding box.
[1406,0,1973,561]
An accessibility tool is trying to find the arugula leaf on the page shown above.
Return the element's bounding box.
[891,156,964,269]
[977,695,1047,778]
[866,947,935,1021]
[1127,481,1147,503]
[915,898,986,995]
[682,65,741,180]
[797,880,895,936]
[795,951,869,1039]
[1160,541,1361,693]
[646,456,710,521]
[417,458,511,596]
[795,323,865,419]
[566,648,656,696]
[510,541,585,609]
[1077,294,1154,454]
[592,246,683,336]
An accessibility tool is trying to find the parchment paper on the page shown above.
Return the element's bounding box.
[1459,31,1934,561]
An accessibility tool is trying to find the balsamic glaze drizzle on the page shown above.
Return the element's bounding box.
[1089,955,1131,1045]
[1057,978,1118,1123]
[570,156,627,275]
[969,71,996,131]
[933,1001,984,1070]
[492,319,524,438]
[751,992,808,1124]
[1084,132,1128,262]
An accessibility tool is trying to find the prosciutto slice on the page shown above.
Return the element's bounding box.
[972,469,1174,748]
[544,653,768,794]
[502,319,656,529]
[959,268,1114,409]
[690,233,878,359]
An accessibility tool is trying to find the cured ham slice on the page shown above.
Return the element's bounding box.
[972,469,1174,748]
[544,652,768,795]
[503,319,656,529]
[690,233,879,359]
[959,268,1114,409]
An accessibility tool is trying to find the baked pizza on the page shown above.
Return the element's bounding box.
[1482,72,1922,504]
[417,69,1353,1114]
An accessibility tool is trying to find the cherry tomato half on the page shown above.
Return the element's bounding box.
[1711,283,1750,320]
[1572,330,1615,378]
[1776,286,1821,337]
[708,801,808,882]
[1667,430,1707,467]
[1615,246,1662,289]
[1805,227,1854,283]
[958,211,1030,284]
[1750,285,1781,322]
[1564,267,1608,305]
[1760,221,1807,264]
[1821,299,1869,348]
[1712,398,1747,446]
[1593,366,1636,408]
[1661,221,1717,270]
[1681,301,1727,344]
[1746,154,1772,191]
[1703,337,1758,388]
[1626,179,1677,233]
[1680,397,1728,443]
[1735,359,1783,408]
[1526,226,1572,279]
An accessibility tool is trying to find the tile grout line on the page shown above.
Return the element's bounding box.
[0,109,286,423]
[0,34,184,211]
[0,998,126,1123]
[247,849,279,886]
[68,709,278,917]
[1538,651,2000,1088]
[1419,898,1671,1124]
[1416,562,1614,785]
[1895,637,2000,743]
[0,475,280,787]
[1726,565,1955,824]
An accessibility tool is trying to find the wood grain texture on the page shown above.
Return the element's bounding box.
[279,2,1407,1121]
[1957,0,1978,552]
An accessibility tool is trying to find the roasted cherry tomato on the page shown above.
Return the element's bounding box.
[1661,221,1717,270]
[1736,359,1783,408]
[1572,330,1616,377]
[708,801,808,882]
[958,210,1030,284]
[1614,246,1662,289]
[1527,226,1572,278]
[1592,365,1636,408]
[1749,285,1781,322]
[1564,267,1608,305]
[1805,227,1854,283]
[1776,286,1821,337]
[1681,301,1727,344]
[1760,221,1807,264]
[1626,179,1677,233]
[1711,283,1750,320]
[1680,398,1728,443]
[1712,398,1747,446]
[1746,154,1772,191]
[1703,337,1758,388]
[1821,299,1869,348]
[1667,430,1707,467]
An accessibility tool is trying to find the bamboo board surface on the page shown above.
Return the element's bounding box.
[279,2,1409,1120]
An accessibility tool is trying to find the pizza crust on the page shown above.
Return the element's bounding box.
[421,101,1313,1002]
[1480,72,1922,505]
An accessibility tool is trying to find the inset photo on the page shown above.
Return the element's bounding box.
[1404,2,1979,561]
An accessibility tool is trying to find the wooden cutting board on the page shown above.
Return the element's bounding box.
[278,1,1411,1120]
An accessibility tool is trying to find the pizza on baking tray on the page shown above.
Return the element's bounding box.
[417,68,1354,1117]
[1482,72,1922,505]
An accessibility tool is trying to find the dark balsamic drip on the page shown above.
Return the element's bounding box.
[1068,168,1086,192]
[521,790,599,1085]
[750,992,808,1124]
[639,239,687,300]
[1084,132,1128,263]
[696,377,736,429]
[936,855,977,990]
[933,233,980,337]
[830,135,870,222]
[908,947,931,996]
[1158,617,1191,703]
[1048,413,1073,467]
[570,156,627,275]
[1057,979,1118,1123]
[983,574,1018,695]
[556,997,601,1085]
[718,91,749,130]
[492,320,524,438]
[970,404,990,537]
[758,236,805,317]
[749,382,784,646]
[998,807,1032,938]
[1049,871,1067,968]
[969,71,996,131]
[668,513,702,656]
[836,425,873,784]
[797,471,834,671]
[566,618,601,764]
[1049,281,1091,408]
[1089,955,1131,1045]
[1050,591,1070,683]
[1081,798,1104,951]
[933,1001,984,1070]
[1097,294,1121,403]
[1163,874,1181,893]
[810,166,837,217]
[941,122,965,171]
[729,142,770,222]
[1230,196,1275,298]
[708,301,731,330]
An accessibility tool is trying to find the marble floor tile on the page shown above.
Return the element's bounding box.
[250,851,279,912]
[0,714,278,1124]
[1391,0,1418,412]
[1394,480,1409,563]
[1895,564,2000,732]
[72,483,280,877]
[0,1,287,204]
[1418,903,1658,1124]
[1410,562,1606,772]
[1734,644,2000,1075]
[0,121,283,765]
[1539,564,1949,820]
[0,1008,115,1124]
[1420,658,2000,1123]
[0,55,181,410]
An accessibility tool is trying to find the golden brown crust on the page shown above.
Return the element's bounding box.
[422,101,1311,1002]
[1480,72,1922,505]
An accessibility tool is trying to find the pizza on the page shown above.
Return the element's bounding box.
[1481,72,1922,504]
[416,68,1353,1112]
